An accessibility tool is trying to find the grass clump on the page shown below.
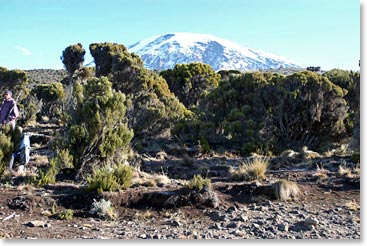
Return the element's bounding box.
[89,198,117,220]
[87,163,133,193]
[57,209,74,220]
[186,174,211,191]
[312,167,329,181]
[230,158,269,181]
[272,179,300,201]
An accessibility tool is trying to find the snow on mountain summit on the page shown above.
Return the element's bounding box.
[128,32,302,71]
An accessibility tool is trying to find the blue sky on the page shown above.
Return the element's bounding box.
[0,0,361,71]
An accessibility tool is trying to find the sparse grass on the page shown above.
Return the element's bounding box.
[272,179,300,201]
[312,167,329,181]
[338,162,360,180]
[89,198,117,220]
[230,158,269,181]
[186,174,211,191]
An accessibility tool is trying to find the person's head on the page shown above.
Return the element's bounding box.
[4,90,12,100]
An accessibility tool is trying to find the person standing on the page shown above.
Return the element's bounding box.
[0,89,19,130]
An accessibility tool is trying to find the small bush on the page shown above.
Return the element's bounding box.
[57,209,74,220]
[0,132,13,175]
[55,149,74,169]
[89,198,117,220]
[199,136,210,153]
[87,166,119,193]
[87,164,133,193]
[37,158,58,186]
[186,174,211,191]
[230,158,268,181]
[112,163,133,189]
[272,179,300,201]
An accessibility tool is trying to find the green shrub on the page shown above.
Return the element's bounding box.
[160,62,220,109]
[87,164,133,193]
[87,166,119,193]
[89,42,190,140]
[112,163,133,189]
[199,136,210,153]
[57,209,74,220]
[37,158,58,186]
[0,131,14,175]
[351,152,360,163]
[61,43,85,76]
[66,76,134,177]
[186,174,211,191]
[33,82,65,120]
[54,148,74,169]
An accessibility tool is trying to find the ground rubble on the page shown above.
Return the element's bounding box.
[0,158,360,239]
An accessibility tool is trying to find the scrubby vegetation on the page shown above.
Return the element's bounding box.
[0,41,360,224]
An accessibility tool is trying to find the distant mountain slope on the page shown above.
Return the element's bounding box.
[128,32,302,71]
[26,69,68,84]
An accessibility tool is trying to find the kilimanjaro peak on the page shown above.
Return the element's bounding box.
[128,32,302,71]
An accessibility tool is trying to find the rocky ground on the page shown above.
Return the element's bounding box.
[0,155,360,240]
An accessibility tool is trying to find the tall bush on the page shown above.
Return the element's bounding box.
[89,42,191,140]
[67,76,133,178]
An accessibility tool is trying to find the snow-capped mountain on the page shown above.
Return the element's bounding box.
[128,32,302,71]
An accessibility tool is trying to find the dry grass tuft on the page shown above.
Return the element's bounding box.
[134,211,153,220]
[301,146,321,160]
[131,170,171,188]
[31,154,49,166]
[338,165,352,177]
[312,167,329,181]
[344,201,360,211]
[230,158,269,181]
[272,179,300,201]
[16,184,35,195]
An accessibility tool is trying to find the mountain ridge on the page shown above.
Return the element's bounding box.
[128,32,302,71]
